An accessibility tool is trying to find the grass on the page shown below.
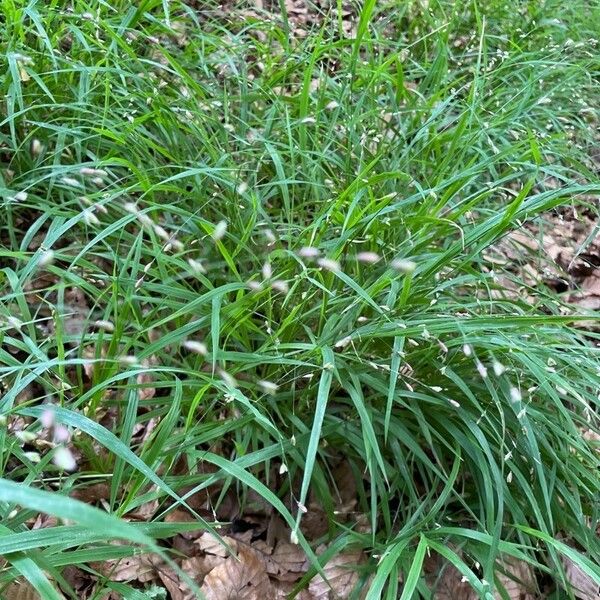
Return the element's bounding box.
[1,0,599,597]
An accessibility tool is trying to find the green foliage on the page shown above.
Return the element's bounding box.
[1,0,599,597]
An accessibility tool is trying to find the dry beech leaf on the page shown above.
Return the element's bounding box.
[137,371,156,400]
[431,561,477,600]
[269,541,309,578]
[561,555,600,600]
[308,550,364,599]
[70,482,111,503]
[200,546,276,600]
[156,564,193,600]
[273,580,314,599]
[3,580,66,600]
[494,556,535,600]
[300,504,329,540]
[126,497,159,521]
[195,532,238,557]
[182,555,223,581]
[3,580,41,600]
[92,553,158,583]
[331,460,357,511]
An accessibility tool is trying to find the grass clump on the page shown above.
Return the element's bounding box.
[1,0,599,597]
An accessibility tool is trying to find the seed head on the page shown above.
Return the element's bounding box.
[53,424,70,443]
[182,340,208,355]
[262,262,272,280]
[356,251,380,264]
[476,360,488,379]
[40,407,55,428]
[119,355,139,366]
[219,369,238,389]
[24,451,41,463]
[80,167,107,177]
[271,280,289,293]
[31,139,43,156]
[391,259,416,273]
[212,220,227,241]
[317,257,340,272]
[247,280,262,291]
[53,446,77,471]
[171,239,185,252]
[38,249,55,267]
[188,258,206,274]
[94,319,115,333]
[298,246,320,259]
[14,191,28,202]
[15,430,37,443]
[153,224,170,241]
[83,209,100,226]
[334,336,352,349]
[510,387,522,403]
[61,176,81,188]
[258,380,278,394]
[493,361,506,376]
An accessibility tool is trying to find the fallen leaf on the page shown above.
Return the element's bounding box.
[270,541,309,578]
[156,564,193,600]
[429,555,477,600]
[200,546,277,599]
[92,553,158,583]
[561,554,600,600]
[195,532,238,557]
[273,580,314,599]
[137,357,157,400]
[581,276,600,296]
[494,556,535,599]
[182,555,223,581]
[70,482,111,503]
[3,579,65,600]
[308,549,364,599]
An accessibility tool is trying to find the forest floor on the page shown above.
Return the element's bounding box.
[1,1,599,599]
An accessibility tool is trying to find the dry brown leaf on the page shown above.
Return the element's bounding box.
[156,564,194,600]
[70,482,111,503]
[582,276,600,296]
[308,550,364,599]
[2,581,41,600]
[270,541,309,577]
[200,546,276,600]
[182,555,223,581]
[300,504,329,540]
[125,495,159,521]
[494,556,535,599]
[92,553,158,583]
[561,555,600,600]
[582,428,600,451]
[2,579,66,600]
[273,579,315,599]
[331,459,357,513]
[430,560,477,600]
[195,532,238,557]
[137,369,156,401]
